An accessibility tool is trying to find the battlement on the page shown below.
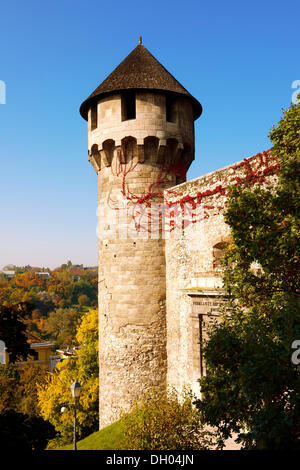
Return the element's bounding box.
[89,134,194,178]
[87,91,195,175]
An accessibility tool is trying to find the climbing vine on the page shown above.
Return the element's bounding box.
[106,148,279,234]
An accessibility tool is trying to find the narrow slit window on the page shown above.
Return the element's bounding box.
[91,105,98,131]
[121,91,136,121]
[166,95,176,123]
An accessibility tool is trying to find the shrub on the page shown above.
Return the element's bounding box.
[121,389,215,450]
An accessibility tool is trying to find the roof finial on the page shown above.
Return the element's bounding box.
[139,36,142,45]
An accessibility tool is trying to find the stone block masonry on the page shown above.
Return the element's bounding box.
[90,91,197,428]
[164,150,279,396]
[80,41,279,428]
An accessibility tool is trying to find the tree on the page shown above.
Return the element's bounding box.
[32,291,55,316]
[43,307,82,349]
[0,303,32,362]
[46,269,73,300]
[18,364,48,416]
[0,363,53,450]
[14,272,44,289]
[196,99,300,449]
[0,364,21,413]
[0,363,47,416]
[37,308,99,447]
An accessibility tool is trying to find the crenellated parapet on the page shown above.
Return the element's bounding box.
[88,134,194,178]
[87,91,195,181]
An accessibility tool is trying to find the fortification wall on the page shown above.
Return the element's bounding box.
[164,149,279,395]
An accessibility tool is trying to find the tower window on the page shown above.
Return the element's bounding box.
[91,104,98,131]
[121,91,136,121]
[166,95,176,123]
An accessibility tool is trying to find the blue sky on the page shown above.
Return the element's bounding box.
[0,0,299,269]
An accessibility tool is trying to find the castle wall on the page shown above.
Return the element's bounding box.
[84,74,280,426]
[164,150,278,396]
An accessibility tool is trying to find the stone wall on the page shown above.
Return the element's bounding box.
[164,149,279,396]
[87,86,280,426]
[88,91,194,153]
[88,92,197,428]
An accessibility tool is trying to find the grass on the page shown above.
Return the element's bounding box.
[57,419,126,450]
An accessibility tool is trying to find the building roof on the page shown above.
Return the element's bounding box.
[24,331,53,347]
[80,41,202,121]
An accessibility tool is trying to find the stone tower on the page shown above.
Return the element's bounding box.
[80,39,202,428]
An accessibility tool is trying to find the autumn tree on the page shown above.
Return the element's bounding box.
[0,303,32,361]
[43,307,82,348]
[0,364,21,412]
[46,270,74,301]
[196,99,300,449]
[0,363,47,416]
[14,271,44,289]
[37,308,99,447]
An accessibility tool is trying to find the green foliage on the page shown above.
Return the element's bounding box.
[78,294,90,306]
[37,308,99,447]
[0,363,48,416]
[0,263,98,348]
[71,280,96,305]
[43,307,82,349]
[0,364,21,412]
[196,100,300,449]
[18,364,49,416]
[121,389,215,450]
[57,390,215,451]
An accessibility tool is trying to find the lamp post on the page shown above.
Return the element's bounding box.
[70,379,82,450]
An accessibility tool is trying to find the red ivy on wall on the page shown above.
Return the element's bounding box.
[107,148,280,233]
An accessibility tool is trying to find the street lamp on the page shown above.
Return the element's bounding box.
[70,379,82,450]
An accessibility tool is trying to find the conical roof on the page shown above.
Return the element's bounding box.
[80,42,202,120]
